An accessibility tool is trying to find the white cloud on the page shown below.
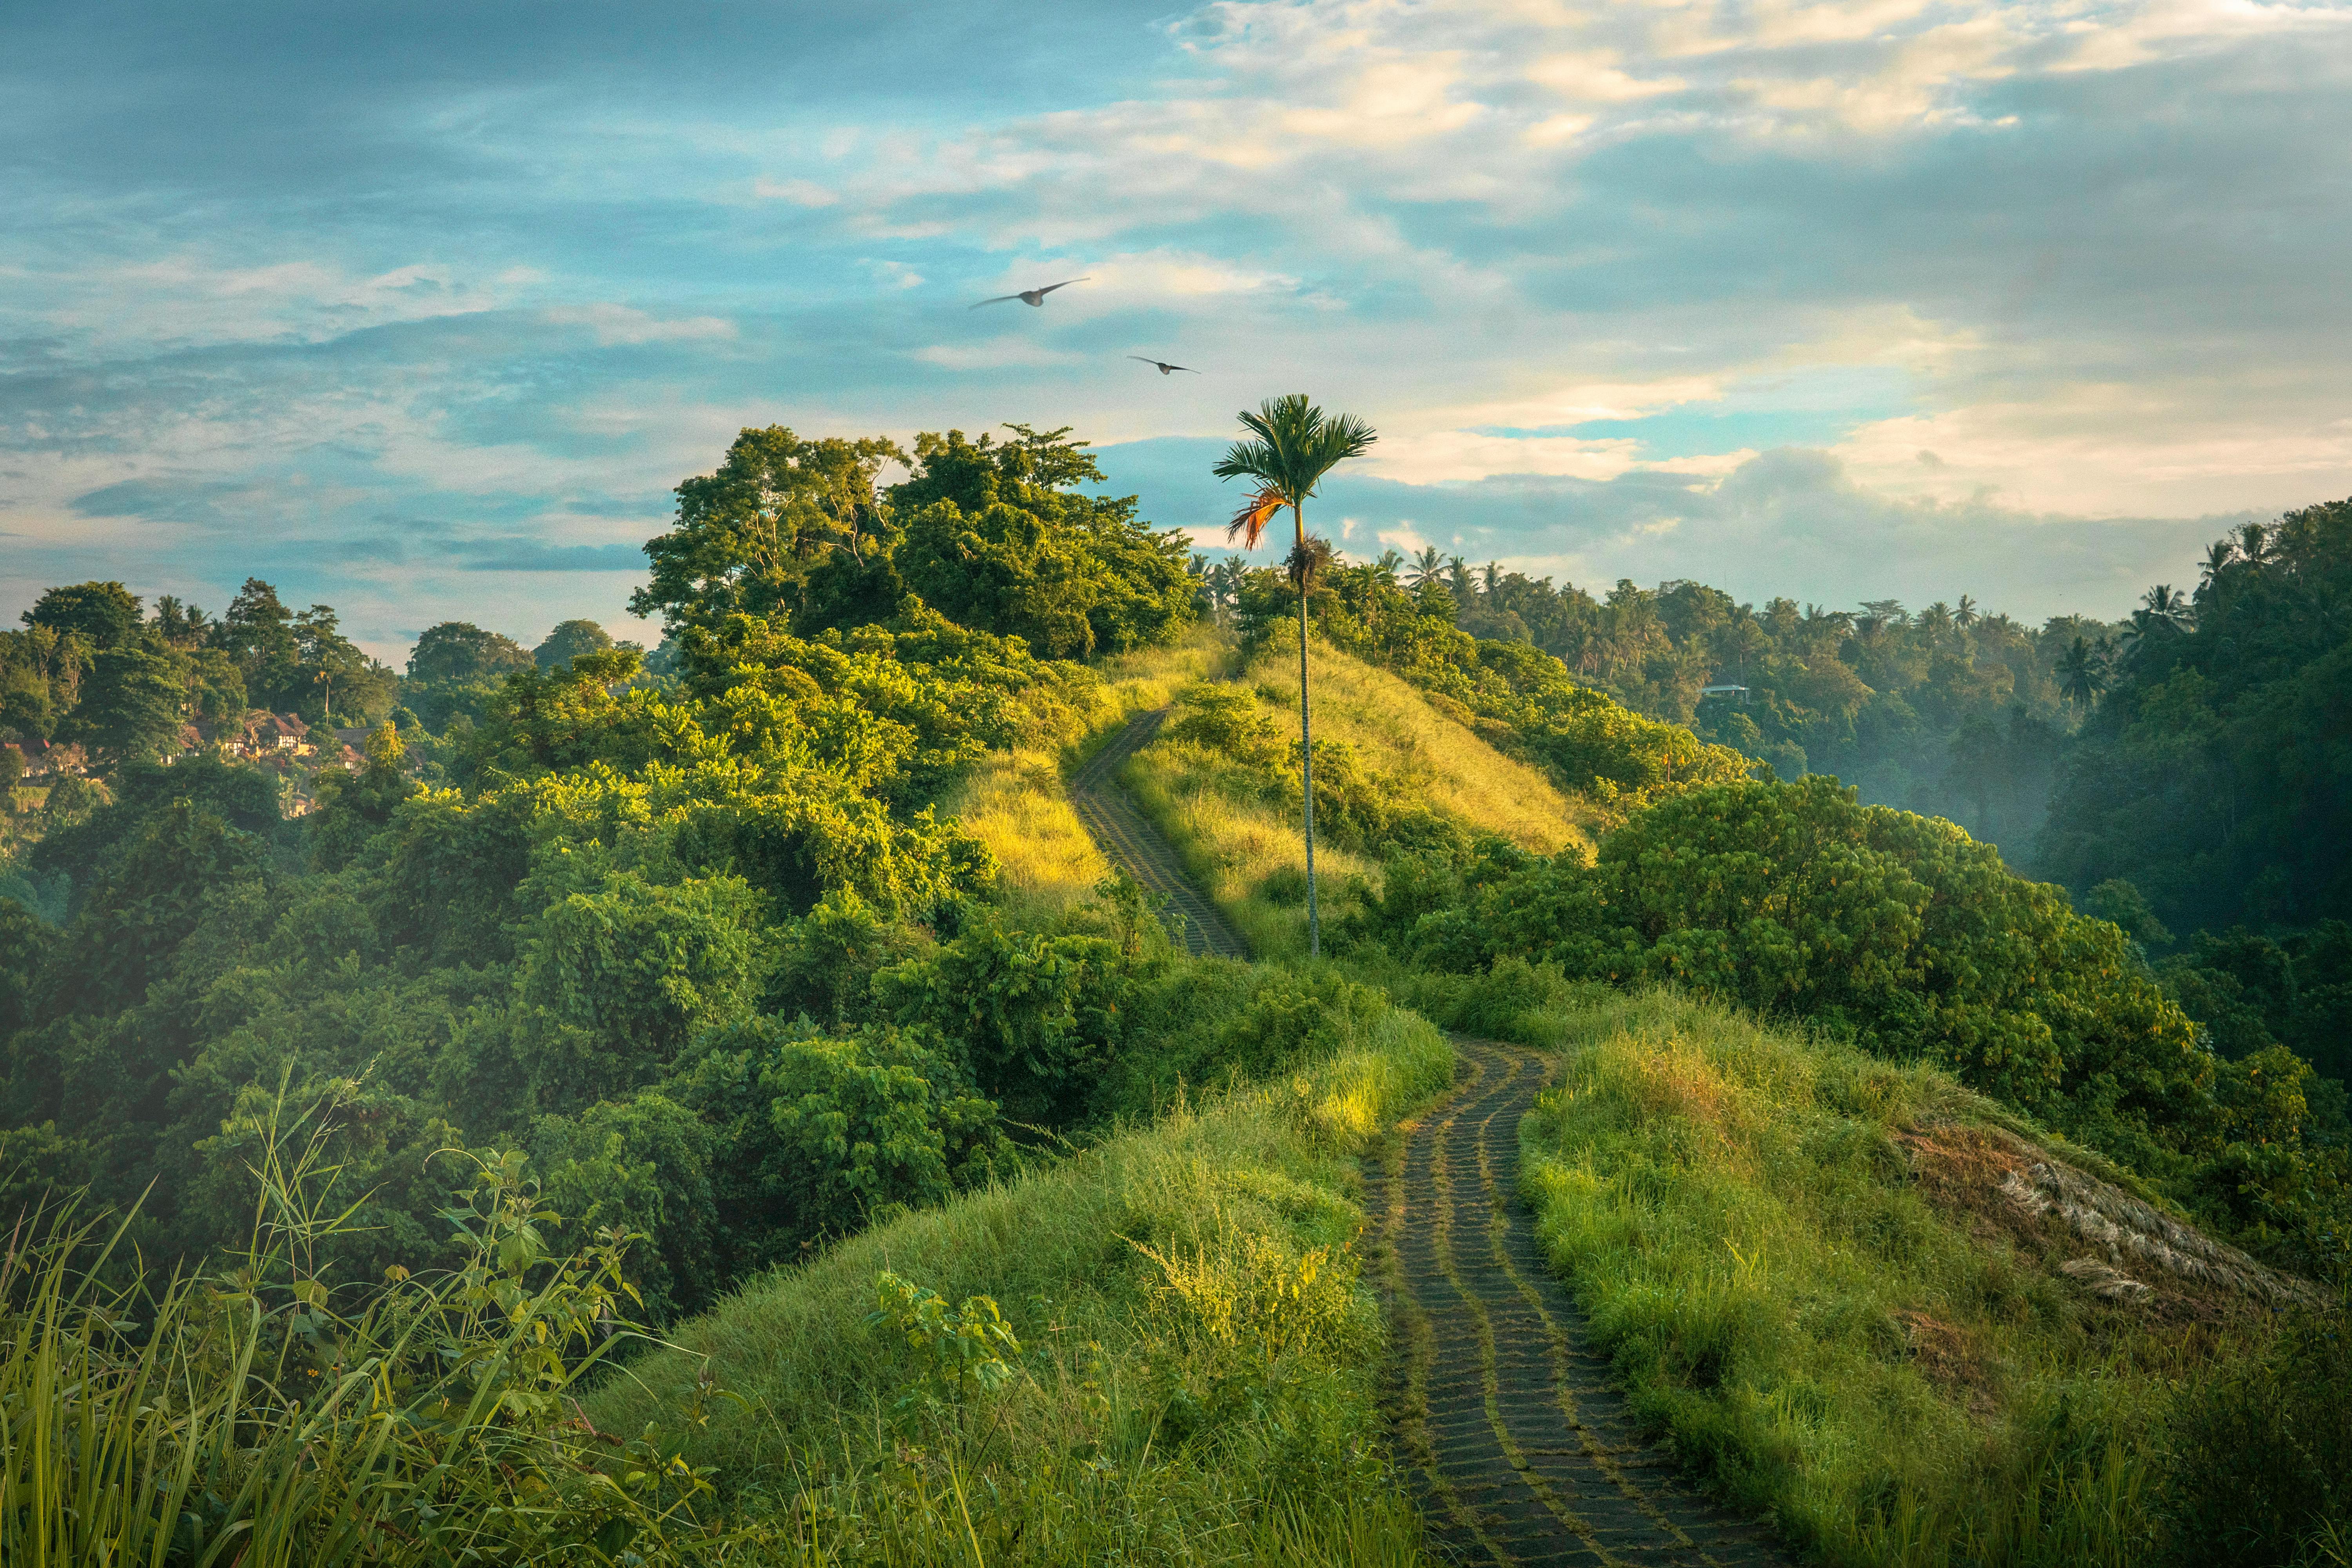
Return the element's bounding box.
[541,304,737,345]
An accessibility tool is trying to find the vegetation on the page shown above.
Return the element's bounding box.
[5,423,2349,1566]
[1414,982,2340,1568]
[585,977,1450,1565]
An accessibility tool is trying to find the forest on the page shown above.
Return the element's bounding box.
[0,422,2345,1566]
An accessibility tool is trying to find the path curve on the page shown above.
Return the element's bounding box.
[1068,708,1250,960]
[1373,1036,1790,1568]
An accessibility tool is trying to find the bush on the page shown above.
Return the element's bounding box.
[2158,1302,2352,1566]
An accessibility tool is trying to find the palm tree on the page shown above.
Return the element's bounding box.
[2200,539,2238,586]
[2057,635,2108,711]
[1373,547,1406,583]
[1955,594,1979,632]
[1215,394,1378,957]
[1481,561,1502,598]
[1445,555,1474,604]
[1408,546,1445,590]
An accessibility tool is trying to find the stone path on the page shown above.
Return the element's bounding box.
[1371,1036,1791,1568]
[1065,721,1786,1563]
[1067,708,1250,960]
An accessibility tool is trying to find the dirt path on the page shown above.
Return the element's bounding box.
[1372,1036,1790,1568]
[1067,708,1250,960]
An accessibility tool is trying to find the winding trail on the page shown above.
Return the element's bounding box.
[1067,708,1250,960]
[1373,1037,1789,1568]
[1067,715,1784,1564]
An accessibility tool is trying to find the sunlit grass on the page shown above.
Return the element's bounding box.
[1118,635,1592,958]
[1232,636,1593,857]
[586,996,1455,1565]
[938,625,1239,917]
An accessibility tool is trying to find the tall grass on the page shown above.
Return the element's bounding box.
[586,1002,1455,1565]
[0,1093,735,1566]
[1506,988,2280,1567]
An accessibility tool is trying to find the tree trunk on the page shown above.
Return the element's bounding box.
[1296,502,1318,957]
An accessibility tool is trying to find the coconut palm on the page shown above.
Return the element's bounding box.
[1408,546,1446,589]
[1215,394,1378,957]
[2057,635,2109,711]
[1955,594,1979,632]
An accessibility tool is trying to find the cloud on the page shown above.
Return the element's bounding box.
[4,0,2349,651]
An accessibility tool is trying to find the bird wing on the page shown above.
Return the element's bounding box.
[1035,278,1090,296]
[1168,364,1197,373]
[969,294,1023,309]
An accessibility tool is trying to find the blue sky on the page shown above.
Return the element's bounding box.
[5,0,2348,661]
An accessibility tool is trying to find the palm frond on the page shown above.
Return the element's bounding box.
[1226,487,1285,550]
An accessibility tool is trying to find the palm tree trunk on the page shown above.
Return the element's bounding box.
[1295,502,1318,957]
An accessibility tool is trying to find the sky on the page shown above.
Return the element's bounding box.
[4,0,2348,664]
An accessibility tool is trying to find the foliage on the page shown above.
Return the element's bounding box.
[22,579,144,650]
[1363,774,2352,1277]
[0,1094,742,1567]
[876,907,1167,1123]
[2041,499,2352,938]
[1233,562,1752,821]
[536,617,619,668]
[670,1019,1010,1285]
[866,1270,1024,1414]
[890,425,1196,657]
[632,426,906,633]
[408,620,535,684]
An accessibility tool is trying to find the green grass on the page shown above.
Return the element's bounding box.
[584,993,1454,1565]
[1499,986,2285,1568]
[936,626,1236,920]
[1122,635,1588,959]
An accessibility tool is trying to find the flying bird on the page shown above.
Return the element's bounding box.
[1128,356,1198,376]
[969,278,1090,309]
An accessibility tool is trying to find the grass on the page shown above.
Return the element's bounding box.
[1122,635,1587,959]
[1499,985,2292,1568]
[585,991,1455,1565]
[936,626,1236,920]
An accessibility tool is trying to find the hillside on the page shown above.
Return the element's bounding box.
[1124,637,1598,957]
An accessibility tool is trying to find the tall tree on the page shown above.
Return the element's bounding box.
[408,621,533,684]
[24,582,142,651]
[72,647,187,765]
[534,619,616,670]
[1214,394,1377,956]
[2057,635,2108,711]
[632,426,905,632]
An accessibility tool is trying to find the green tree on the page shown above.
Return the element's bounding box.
[71,646,186,765]
[1212,394,1378,956]
[533,618,615,669]
[889,425,1193,656]
[2056,634,2108,711]
[23,582,142,651]
[408,621,534,683]
[632,427,906,632]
